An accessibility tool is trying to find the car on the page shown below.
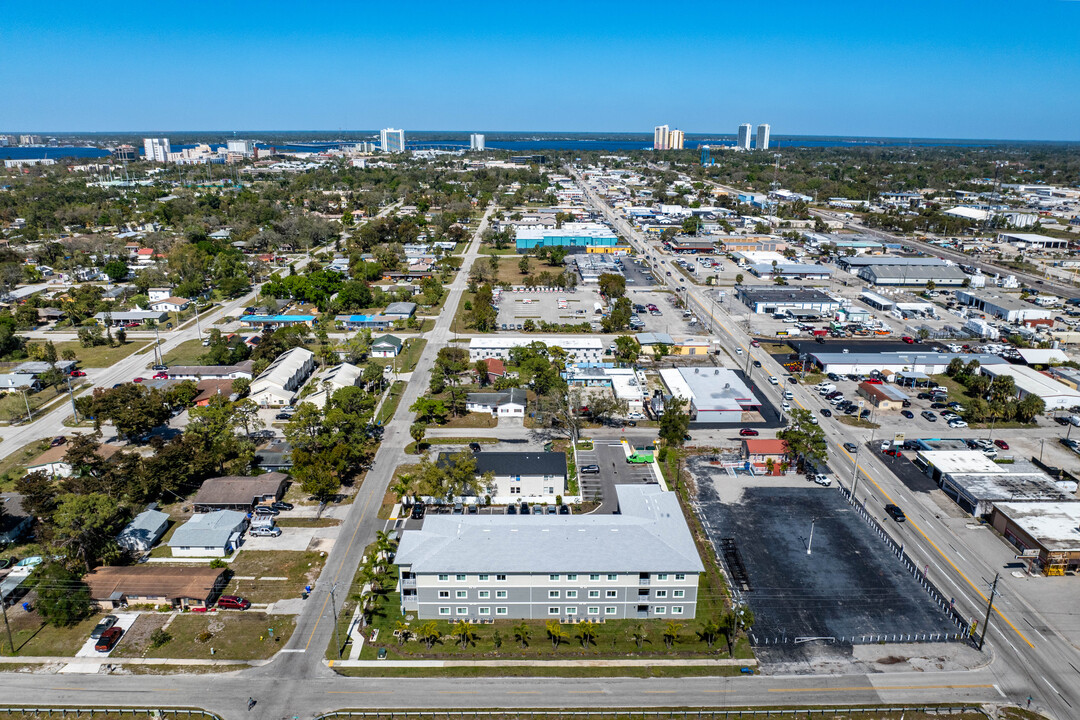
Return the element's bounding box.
[735,347,743,355]
[739,428,759,436]
[901,410,914,419]
[153,372,168,380]
[559,504,570,515]
[843,442,858,453]
[827,373,841,382]
[948,419,969,428]
[768,376,779,385]
[132,377,144,383]
[865,378,883,385]
[152,364,168,371]
[50,435,66,447]
[902,336,914,344]
[69,370,86,377]
[788,377,798,384]
[753,360,762,368]
[815,336,826,344]
[95,626,124,652]
[820,408,831,418]
[627,412,646,420]
[270,501,293,512]
[250,526,282,537]
[994,439,1009,450]
[922,411,938,421]
[917,392,932,400]
[885,504,907,523]
[90,615,118,640]
[880,440,891,452]
[813,474,832,487]
[545,505,557,515]
[410,503,425,519]
[253,505,279,516]
[506,504,517,515]
[217,595,251,610]
[930,402,947,410]
[469,442,482,453]
[750,339,760,348]
[860,409,871,419]
[781,401,791,411]
[519,503,530,515]
[275,412,293,420]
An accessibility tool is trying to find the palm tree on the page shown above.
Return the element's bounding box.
[575,620,598,648]
[545,620,568,650]
[420,621,440,650]
[395,621,411,646]
[663,620,683,649]
[512,622,531,648]
[453,620,478,649]
[630,623,648,651]
[699,618,721,649]
[390,475,412,507]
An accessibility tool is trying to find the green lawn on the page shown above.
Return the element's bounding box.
[0,610,103,657]
[161,339,208,367]
[377,381,406,425]
[54,341,153,367]
[370,338,427,374]
[0,438,53,488]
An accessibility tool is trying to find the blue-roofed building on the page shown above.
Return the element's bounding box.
[515,222,618,253]
[335,314,394,330]
[240,314,316,328]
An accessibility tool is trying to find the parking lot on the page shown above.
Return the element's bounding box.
[690,458,963,650]
[496,287,602,328]
[576,435,659,513]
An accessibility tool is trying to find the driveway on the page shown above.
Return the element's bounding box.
[73,612,140,658]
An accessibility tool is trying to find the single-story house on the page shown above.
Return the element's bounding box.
[335,314,394,331]
[84,566,228,610]
[36,307,66,323]
[93,310,169,326]
[370,335,403,358]
[192,379,238,407]
[13,360,77,377]
[149,296,191,313]
[0,494,32,546]
[436,451,567,500]
[383,302,418,321]
[254,441,293,472]
[465,388,527,417]
[0,374,39,393]
[240,314,316,329]
[190,472,289,513]
[168,510,248,557]
[25,443,124,478]
[116,509,170,554]
[480,358,507,383]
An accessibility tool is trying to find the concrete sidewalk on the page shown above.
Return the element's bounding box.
[328,657,756,668]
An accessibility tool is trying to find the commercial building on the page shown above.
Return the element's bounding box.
[955,290,1053,324]
[653,125,669,150]
[248,346,316,407]
[737,123,752,150]
[736,286,841,315]
[978,364,1080,411]
[167,510,248,557]
[469,134,485,151]
[468,337,603,364]
[843,258,969,287]
[857,382,909,409]
[116,510,170,554]
[748,262,833,280]
[755,124,770,151]
[989,502,1080,574]
[573,254,624,284]
[666,238,717,254]
[190,473,289,513]
[396,484,703,621]
[741,438,789,471]
[915,450,1072,516]
[226,139,255,156]
[380,128,405,153]
[143,138,171,163]
[660,367,759,425]
[564,366,645,411]
[437,451,567,501]
[809,351,1004,377]
[996,232,1069,249]
[515,223,618,253]
[85,566,228,610]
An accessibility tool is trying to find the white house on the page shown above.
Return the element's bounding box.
[370,335,403,358]
[303,363,363,408]
[25,443,124,478]
[468,337,604,364]
[167,510,247,557]
[436,451,567,501]
[249,347,316,407]
[149,296,191,313]
[465,388,527,417]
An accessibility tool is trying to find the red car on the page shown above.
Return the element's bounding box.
[123,322,140,328]
[739,428,759,436]
[750,339,760,348]
[69,370,86,378]
[901,336,914,344]
[864,378,883,385]
[94,626,123,652]
[132,377,144,383]
[153,372,168,380]
[994,439,1009,450]
[217,595,251,610]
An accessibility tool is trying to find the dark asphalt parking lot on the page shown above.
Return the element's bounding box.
[576,435,658,513]
[694,480,960,646]
[787,338,946,355]
[621,260,656,287]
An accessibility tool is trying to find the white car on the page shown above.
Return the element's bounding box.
[880,440,891,451]
[768,376,779,385]
[735,347,743,355]
[810,416,819,425]
[782,401,791,412]
[948,419,969,428]
[627,412,646,420]
[813,474,833,487]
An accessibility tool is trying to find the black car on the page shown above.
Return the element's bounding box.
[917,392,931,400]
[820,408,832,418]
[901,410,914,419]
[753,360,762,368]
[506,504,517,515]
[859,409,871,419]
[271,501,294,512]
[469,442,482,452]
[558,504,570,515]
[152,364,168,372]
[411,503,426,520]
[275,412,293,420]
[788,376,798,384]
[885,504,907,522]
[519,503,530,515]
[827,373,841,382]
[930,402,947,410]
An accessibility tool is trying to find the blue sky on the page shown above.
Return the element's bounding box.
[2,0,1079,139]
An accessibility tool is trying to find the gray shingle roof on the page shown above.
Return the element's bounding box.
[437,451,566,478]
[396,485,704,574]
[168,510,247,549]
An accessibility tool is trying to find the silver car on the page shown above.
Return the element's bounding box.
[90,615,118,639]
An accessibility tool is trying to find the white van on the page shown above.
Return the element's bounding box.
[817,383,836,394]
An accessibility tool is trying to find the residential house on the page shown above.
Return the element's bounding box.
[149,296,191,313]
[383,302,417,321]
[396,484,703,621]
[190,473,289,513]
[240,314,316,329]
[192,379,238,407]
[741,438,789,474]
[479,358,507,383]
[25,443,124,478]
[465,388,527,417]
[0,494,32,546]
[303,363,362,407]
[167,510,248,557]
[254,441,293,472]
[93,310,169,326]
[370,335,403,358]
[0,374,38,393]
[84,566,228,610]
[168,360,254,382]
[249,347,315,407]
[116,509,170,554]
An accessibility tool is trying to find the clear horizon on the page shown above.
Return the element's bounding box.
[3,0,1079,141]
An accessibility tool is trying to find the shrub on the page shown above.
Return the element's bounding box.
[149,628,172,649]
[196,631,213,643]
[209,558,227,569]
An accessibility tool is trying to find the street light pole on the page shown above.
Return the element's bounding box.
[329,581,342,659]
[807,518,816,555]
[66,375,78,423]
[978,573,1000,651]
[21,389,32,423]
[851,449,862,499]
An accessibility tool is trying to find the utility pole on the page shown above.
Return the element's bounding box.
[1,600,14,656]
[21,390,32,423]
[978,573,1000,651]
[850,448,861,498]
[66,375,78,423]
[329,582,342,659]
[153,326,162,366]
[193,301,203,339]
[807,518,816,555]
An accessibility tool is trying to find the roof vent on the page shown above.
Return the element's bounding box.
[714,369,719,375]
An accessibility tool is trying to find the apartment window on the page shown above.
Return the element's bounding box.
[656,573,668,581]
[606,590,617,598]
[549,590,560,599]
[545,487,554,494]
[590,574,600,581]
[566,590,577,599]
[496,607,507,615]
[456,607,468,615]
[673,590,685,598]
[478,574,489,582]
[567,574,578,581]
[496,590,507,599]
[479,607,490,616]
[439,607,450,616]
[456,590,467,599]
[510,487,521,494]
[548,607,560,615]
[675,573,686,581]
[607,574,618,581]
[438,591,449,599]
[549,574,560,581]
[605,606,617,615]
[655,606,667,614]
[587,606,600,615]
[438,574,449,582]
[566,607,577,616]
[496,574,507,581]
[588,590,599,598]
[671,606,684,615]
[456,574,467,582]
[478,590,490,599]
[655,590,667,598]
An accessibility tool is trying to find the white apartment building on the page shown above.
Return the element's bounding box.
[737,123,752,150]
[226,139,255,155]
[467,337,604,364]
[469,133,485,151]
[653,125,670,150]
[143,138,171,163]
[756,124,770,151]
[248,347,316,407]
[380,128,405,153]
[396,485,703,621]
